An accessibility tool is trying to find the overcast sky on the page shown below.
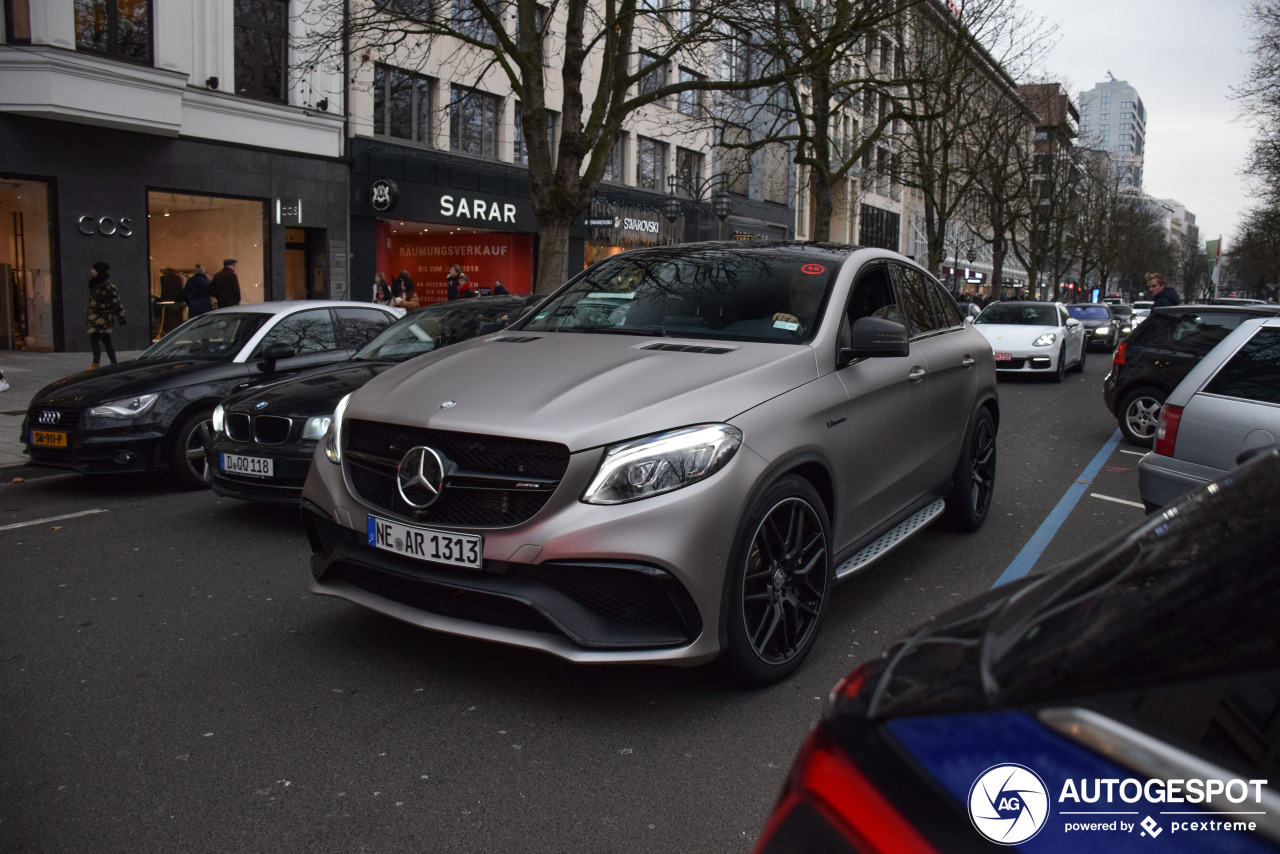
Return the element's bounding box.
[1016,0,1258,247]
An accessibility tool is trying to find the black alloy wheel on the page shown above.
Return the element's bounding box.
[1072,340,1087,372]
[170,409,214,489]
[943,407,997,532]
[723,476,831,685]
[1051,344,1067,382]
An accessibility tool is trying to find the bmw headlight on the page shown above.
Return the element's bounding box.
[1096,325,1111,335]
[1032,332,1057,347]
[212,403,226,434]
[88,393,159,418]
[582,424,742,505]
[302,414,333,441]
[324,393,353,464]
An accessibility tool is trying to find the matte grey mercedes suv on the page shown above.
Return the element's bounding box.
[301,243,999,683]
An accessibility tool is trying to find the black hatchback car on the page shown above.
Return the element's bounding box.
[23,301,397,487]
[1103,303,1280,445]
[206,295,537,504]
[756,448,1280,853]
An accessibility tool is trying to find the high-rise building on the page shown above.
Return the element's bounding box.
[1077,76,1146,189]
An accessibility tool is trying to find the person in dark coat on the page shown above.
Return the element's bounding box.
[184,264,216,317]
[86,261,126,369]
[212,259,241,307]
[1145,272,1180,307]
[392,270,419,309]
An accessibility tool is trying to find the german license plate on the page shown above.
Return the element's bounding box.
[31,429,68,447]
[220,453,274,478]
[993,352,1012,362]
[367,515,483,569]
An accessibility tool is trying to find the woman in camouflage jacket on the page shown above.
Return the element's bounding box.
[86,260,126,368]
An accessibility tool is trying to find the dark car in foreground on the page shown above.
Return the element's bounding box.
[22,301,397,487]
[301,242,999,684]
[1103,303,1280,445]
[756,447,1280,853]
[206,296,537,504]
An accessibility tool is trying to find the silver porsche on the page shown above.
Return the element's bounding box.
[301,242,999,684]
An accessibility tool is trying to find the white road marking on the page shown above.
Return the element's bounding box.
[0,509,109,531]
[1090,493,1145,509]
[1119,449,1146,457]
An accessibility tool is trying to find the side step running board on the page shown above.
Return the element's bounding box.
[834,498,946,581]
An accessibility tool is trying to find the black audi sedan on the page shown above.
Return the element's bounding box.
[205,295,538,504]
[22,301,397,488]
[755,447,1280,853]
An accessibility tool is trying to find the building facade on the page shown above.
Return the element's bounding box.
[1078,76,1146,189]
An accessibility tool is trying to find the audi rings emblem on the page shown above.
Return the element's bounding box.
[397,446,448,509]
[36,410,62,425]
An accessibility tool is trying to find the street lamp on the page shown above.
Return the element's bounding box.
[663,174,734,241]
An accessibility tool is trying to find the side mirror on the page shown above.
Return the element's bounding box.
[260,342,296,368]
[840,316,910,363]
[1066,318,1082,328]
[964,315,975,324]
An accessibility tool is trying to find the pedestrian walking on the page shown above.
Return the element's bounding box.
[86,260,126,369]
[445,264,470,301]
[184,264,216,316]
[0,368,8,393]
[1145,272,1180,307]
[213,258,241,307]
[393,270,419,309]
[372,276,394,306]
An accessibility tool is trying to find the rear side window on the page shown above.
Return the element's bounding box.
[1204,327,1280,404]
[1133,311,1249,353]
[336,308,394,348]
[251,308,338,357]
[926,279,965,328]
[891,264,942,336]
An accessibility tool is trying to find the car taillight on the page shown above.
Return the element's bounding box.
[1153,404,1183,456]
[755,666,938,854]
[1113,341,1127,366]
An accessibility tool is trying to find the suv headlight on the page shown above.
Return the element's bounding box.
[582,424,742,505]
[324,393,353,463]
[88,393,159,418]
[1032,332,1057,347]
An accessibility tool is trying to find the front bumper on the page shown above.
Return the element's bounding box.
[206,434,315,504]
[301,434,770,666]
[21,414,166,474]
[992,350,1056,372]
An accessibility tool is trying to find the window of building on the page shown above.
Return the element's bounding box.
[451,85,500,158]
[374,64,433,145]
[725,26,751,98]
[602,133,625,183]
[453,0,494,41]
[676,0,698,33]
[517,3,548,53]
[762,143,788,205]
[6,0,33,42]
[722,125,751,195]
[675,147,702,193]
[859,204,899,252]
[639,51,667,97]
[376,0,433,19]
[235,0,288,102]
[636,136,666,190]
[147,191,268,306]
[73,0,151,62]
[678,67,704,116]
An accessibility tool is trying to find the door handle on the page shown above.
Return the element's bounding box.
[961,356,976,369]
[908,366,927,383]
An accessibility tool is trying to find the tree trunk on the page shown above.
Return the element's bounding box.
[534,215,574,294]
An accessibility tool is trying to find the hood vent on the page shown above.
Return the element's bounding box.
[489,335,542,344]
[641,342,734,355]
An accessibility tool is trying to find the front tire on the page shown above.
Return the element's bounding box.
[943,407,997,532]
[721,476,831,686]
[169,409,214,489]
[1050,344,1067,382]
[1071,340,1086,373]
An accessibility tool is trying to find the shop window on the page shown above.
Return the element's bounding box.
[451,85,500,159]
[147,191,268,306]
[636,136,665,191]
[235,0,288,102]
[73,0,151,63]
[374,64,433,145]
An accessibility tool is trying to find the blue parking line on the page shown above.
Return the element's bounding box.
[991,428,1123,588]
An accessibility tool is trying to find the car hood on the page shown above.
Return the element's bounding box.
[223,361,393,418]
[344,332,819,451]
[974,324,1061,347]
[31,358,236,406]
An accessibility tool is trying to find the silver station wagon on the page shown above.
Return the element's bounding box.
[301,242,1000,683]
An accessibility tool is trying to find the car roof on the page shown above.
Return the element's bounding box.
[1150,303,1280,317]
[206,300,389,316]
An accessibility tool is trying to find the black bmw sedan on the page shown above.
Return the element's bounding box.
[22,301,397,488]
[205,295,538,504]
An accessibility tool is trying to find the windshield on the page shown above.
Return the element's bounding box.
[975,304,1058,326]
[1110,305,1133,319]
[141,312,270,361]
[517,249,838,343]
[355,298,530,362]
[1067,305,1111,321]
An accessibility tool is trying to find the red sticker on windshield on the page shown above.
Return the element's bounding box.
[801,264,826,275]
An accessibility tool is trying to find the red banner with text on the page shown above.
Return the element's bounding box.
[376,225,534,305]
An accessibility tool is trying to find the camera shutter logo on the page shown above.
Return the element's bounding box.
[396,446,447,509]
[968,764,1050,845]
[370,179,399,212]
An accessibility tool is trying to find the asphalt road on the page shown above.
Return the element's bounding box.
[0,352,1150,853]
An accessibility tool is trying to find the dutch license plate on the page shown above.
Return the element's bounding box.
[993,352,1012,362]
[31,429,68,447]
[220,453,274,478]
[367,515,483,569]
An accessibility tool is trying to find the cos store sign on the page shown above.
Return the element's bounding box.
[77,215,135,238]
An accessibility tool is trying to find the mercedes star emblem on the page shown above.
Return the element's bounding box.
[396,446,448,509]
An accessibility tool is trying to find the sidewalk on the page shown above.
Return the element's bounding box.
[1,349,144,474]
